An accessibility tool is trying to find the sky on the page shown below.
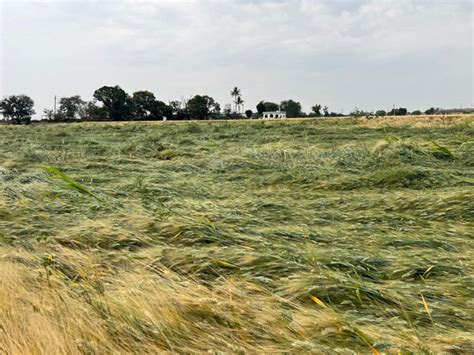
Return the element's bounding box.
[1,0,473,118]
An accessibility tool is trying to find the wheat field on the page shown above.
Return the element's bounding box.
[0,115,473,353]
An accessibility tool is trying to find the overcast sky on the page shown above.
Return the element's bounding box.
[1,0,473,118]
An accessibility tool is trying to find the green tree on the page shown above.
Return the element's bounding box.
[93,85,131,120]
[187,95,220,119]
[42,109,55,121]
[57,95,86,121]
[0,95,35,124]
[130,91,171,120]
[84,100,108,120]
[425,107,437,115]
[265,102,279,111]
[280,99,302,118]
[311,104,322,117]
[131,91,157,119]
[235,96,244,114]
[169,100,189,120]
[151,100,172,120]
[245,109,253,118]
[257,101,279,114]
[411,110,422,115]
[169,100,183,115]
[350,107,364,118]
[224,104,232,117]
[323,106,329,117]
[387,107,408,116]
[230,87,241,113]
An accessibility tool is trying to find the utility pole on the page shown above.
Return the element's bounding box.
[53,95,57,118]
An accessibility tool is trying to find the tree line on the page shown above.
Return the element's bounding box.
[0,85,457,124]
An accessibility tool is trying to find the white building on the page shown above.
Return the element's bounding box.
[262,111,287,119]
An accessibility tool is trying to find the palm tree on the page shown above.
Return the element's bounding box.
[235,96,244,114]
[230,87,241,113]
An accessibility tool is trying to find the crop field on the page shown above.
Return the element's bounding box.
[0,115,473,353]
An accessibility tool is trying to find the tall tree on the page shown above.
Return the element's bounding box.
[187,95,220,119]
[311,104,322,117]
[387,107,408,116]
[169,100,183,115]
[323,106,329,117]
[0,95,35,124]
[150,100,172,120]
[130,91,170,120]
[235,96,244,114]
[169,100,189,120]
[256,101,266,114]
[257,101,279,113]
[230,87,241,113]
[425,107,437,115]
[84,100,108,120]
[280,100,302,118]
[58,95,86,121]
[131,91,157,119]
[93,85,131,120]
[42,109,56,121]
[267,102,279,111]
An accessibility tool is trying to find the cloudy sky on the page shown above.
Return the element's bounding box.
[1,0,473,117]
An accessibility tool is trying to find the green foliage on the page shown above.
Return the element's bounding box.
[323,105,329,116]
[131,90,157,119]
[230,87,243,113]
[280,99,302,117]
[388,107,408,116]
[429,141,454,160]
[57,95,86,121]
[311,104,322,117]
[0,95,35,124]
[84,100,108,120]
[93,85,132,120]
[187,95,220,119]
[256,101,279,114]
[350,107,365,118]
[40,165,102,201]
[169,100,188,120]
[425,107,438,115]
[131,91,171,120]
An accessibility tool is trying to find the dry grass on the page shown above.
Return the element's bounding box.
[358,113,474,128]
[0,115,473,353]
[0,254,389,353]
